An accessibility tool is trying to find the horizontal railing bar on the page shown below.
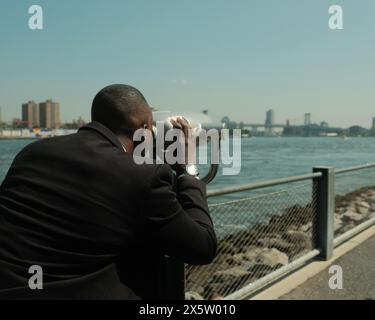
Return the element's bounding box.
[207,172,322,198]
[335,163,375,174]
[224,249,320,300]
[334,216,375,247]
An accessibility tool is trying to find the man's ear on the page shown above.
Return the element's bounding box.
[117,135,134,154]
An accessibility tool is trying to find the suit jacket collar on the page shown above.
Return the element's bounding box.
[79,121,123,149]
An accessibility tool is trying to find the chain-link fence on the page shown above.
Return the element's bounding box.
[184,164,375,300]
[185,181,319,300]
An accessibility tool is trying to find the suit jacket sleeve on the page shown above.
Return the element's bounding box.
[141,165,217,265]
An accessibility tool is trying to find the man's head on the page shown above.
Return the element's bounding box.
[91,84,153,139]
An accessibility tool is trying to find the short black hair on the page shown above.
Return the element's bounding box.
[91,84,149,136]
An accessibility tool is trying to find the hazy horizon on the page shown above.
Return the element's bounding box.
[0,0,374,127]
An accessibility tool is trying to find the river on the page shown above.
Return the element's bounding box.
[1,136,375,196]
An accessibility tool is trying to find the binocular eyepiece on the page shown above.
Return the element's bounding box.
[152,111,219,184]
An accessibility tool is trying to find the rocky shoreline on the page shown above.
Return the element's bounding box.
[185,186,375,300]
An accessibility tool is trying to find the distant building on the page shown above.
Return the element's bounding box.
[304,113,312,126]
[12,118,24,129]
[265,109,275,127]
[221,116,237,130]
[320,121,329,128]
[22,101,39,128]
[61,116,87,129]
[347,125,368,137]
[372,117,375,131]
[39,99,61,129]
[283,124,343,137]
[265,109,275,135]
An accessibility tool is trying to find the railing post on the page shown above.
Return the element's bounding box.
[313,166,335,260]
[161,256,185,300]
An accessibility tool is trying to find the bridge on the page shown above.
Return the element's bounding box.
[242,123,286,129]
[239,122,343,136]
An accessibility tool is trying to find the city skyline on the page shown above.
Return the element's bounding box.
[2,102,374,131]
[21,99,60,129]
[0,1,374,127]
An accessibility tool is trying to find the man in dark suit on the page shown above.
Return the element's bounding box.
[0,84,217,299]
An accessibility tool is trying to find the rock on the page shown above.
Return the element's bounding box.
[257,238,296,255]
[244,247,264,261]
[217,241,238,255]
[229,253,246,265]
[335,207,347,215]
[186,260,228,286]
[356,206,369,216]
[283,230,312,251]
[342,210,363,223]
[337,221,356,234]
[345,205,358,214]
[248,263,280,278]
[185,291,205,300]
[239,260,256,270]
[365,189,375,196]
[355,196,366,203]
[334,215,343,231]
[204,282,229,299]
[299,222,312,233]
[356,201,370,209]
[212,267,251,284]
[256,248,289,267]
[185,282,205,296]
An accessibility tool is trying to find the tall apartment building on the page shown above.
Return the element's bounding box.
[22,101,39,128]
[265,109,275,135]
[265,109,275,127]
[39,99,61,129]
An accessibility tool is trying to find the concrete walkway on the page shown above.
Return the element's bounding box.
[252,225,375,300]
[280,235,375,300]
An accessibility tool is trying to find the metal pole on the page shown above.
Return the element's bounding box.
[162,256,185,300]
[313,167,335,260]
[334,216,375,247]
[207,172,322,198]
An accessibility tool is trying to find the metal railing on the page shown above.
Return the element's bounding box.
[334,163,375,246]
[184,164,375,300]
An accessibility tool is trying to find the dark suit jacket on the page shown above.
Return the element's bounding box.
[0,121,217,299]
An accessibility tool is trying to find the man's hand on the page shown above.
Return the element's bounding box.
[169,117,196,174]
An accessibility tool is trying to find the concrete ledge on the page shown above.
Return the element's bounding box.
[251,224,375,300]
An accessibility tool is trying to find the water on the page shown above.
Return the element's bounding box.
[1,137,374,189]
[0,140,33,180]
[208,137,375,189]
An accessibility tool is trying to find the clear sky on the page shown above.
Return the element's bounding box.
[0,0,374,127]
